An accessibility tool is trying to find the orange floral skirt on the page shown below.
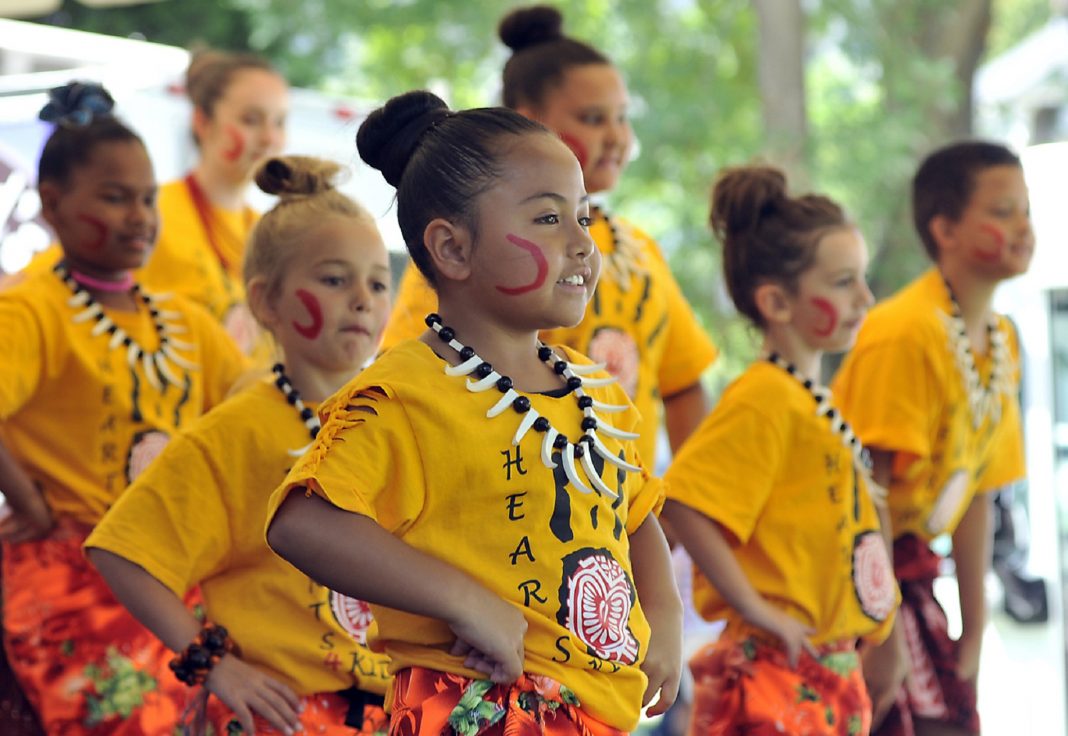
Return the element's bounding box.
[2,523,189,735]
[689,627,871,736]
[389,667,623,736]
[193,688,388,735]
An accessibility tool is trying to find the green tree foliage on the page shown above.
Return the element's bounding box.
[29,0,1053,385]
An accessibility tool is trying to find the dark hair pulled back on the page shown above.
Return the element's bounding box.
[710,165,849,328]
[499,5,609,110]
[356,90,545,286]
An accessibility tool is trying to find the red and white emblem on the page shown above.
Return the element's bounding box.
[852,531,896,622]
[125,430,170,483]
[587,327,639,399]
[329,591,373,645]
[561,551,639,664]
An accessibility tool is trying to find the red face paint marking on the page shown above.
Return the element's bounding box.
[292,288,324,339]
[221,125,245,162]
[76,213,108,250]
[811,297,839,338]
[495,234,550,296]
[977,223,1005,261]
[558,132,588,170]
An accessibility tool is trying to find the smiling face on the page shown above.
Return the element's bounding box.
[265,216,391,373]
[40,139,158,279]
[467,132,600,332]
[935,164,1034,279]
[521,64,632,195]
[194,68,289,182]
[785,226,875,353]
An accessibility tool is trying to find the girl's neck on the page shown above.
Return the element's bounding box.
[429,294,557,392]
[762,329,822,382]
[61,258,139,311]
[939,259,996,329]
[279,353,356,404]
[191,160,248,211]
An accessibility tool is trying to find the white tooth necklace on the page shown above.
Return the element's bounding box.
[56,263,199,396]
[426,313,640,499]
[939,277,1011,430]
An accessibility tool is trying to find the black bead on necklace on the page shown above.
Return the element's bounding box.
[426,313,642,498]
[272,363,321,455]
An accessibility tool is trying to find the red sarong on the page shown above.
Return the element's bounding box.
[689,626,871,735]
[389,667,624,736]
[875,535,978,736]
[2,521,189,734]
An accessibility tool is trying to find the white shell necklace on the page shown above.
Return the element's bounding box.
[426,313,641,499]
[56,263,198,391]
[939,278,1011,430]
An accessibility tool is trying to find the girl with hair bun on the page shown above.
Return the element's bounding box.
[266,90,682,735]
[0,82,246,735]
[661,166,899,735]
[24,50,289,357]
[88,155,393,736]
[381,4,717,468]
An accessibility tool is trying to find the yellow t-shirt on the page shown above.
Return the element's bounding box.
[21,179,261,354]
[266,340,664,731]
[666,362,898,645]
[86,378,390,696]
[833,269,1025,540]
[0,268,246,526]
[379,212,718,463]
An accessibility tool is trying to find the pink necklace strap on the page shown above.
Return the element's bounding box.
[69,269,135,293]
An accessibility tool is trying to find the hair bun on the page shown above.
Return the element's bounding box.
[39,82,115,128]
[255,156,343,199]
[709,166,788,242]
[356,90,451,188]
[499,5,564,52]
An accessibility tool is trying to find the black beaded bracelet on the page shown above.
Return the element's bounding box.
[169,623,234,686]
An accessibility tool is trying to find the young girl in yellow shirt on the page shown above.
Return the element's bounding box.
[0,83,246,735]
[265,90,683,736]
[833,142,1032,736]
[22,50,289,356]
[381,5,716,464]
[87,156,393,736]
[661,166,899,735]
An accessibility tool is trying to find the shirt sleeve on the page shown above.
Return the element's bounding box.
[0,294,45,419]
[640,235,718,398]
[379,264,439,353]
[833,331,938,460]
[665,392,783,544]
[267,382,428,534]
[85,430,233,597]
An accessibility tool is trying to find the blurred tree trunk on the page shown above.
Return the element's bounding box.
[865,0,993,296]
[753,0,809,185]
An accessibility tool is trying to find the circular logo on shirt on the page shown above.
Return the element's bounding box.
[125,430,170,483]
[587,327,639,399]
[329,591,374,645]
[557,548,639,664]
[852,531,896,622]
